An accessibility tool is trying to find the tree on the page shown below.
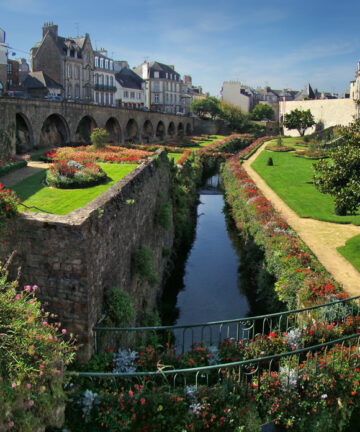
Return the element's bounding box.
[190,97,220,119]
[90,128,109,149]
[218,101,249,132]
[251,103,275,121]
[283,109,315,136]
[313,119,360,215]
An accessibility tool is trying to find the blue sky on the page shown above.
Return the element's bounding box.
[1,0,360,96]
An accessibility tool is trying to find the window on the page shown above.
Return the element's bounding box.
[7,63,12,73]
[176,84,179,92]
[96,92,99,102]
[106,75,109,86]
[101,92,104,105]
[154,94,159,104]
[75,85,80,98]
[137,92,141,100]
[154,82,160,92]
[100,58,104,68]
[74,66,80,79]
[100,75,104,85]
[130,92,135,99]
[110,61,113,70]
[105,60,109,69]
[154,71,159,78]
[167,82,170,90]
[105,93,108,105]
[110,76,113,86]
[95,57,99,67]
[68,85,72,98]
[124,91,129,98]
[166,73,168,79]
[110,93,113,104]
[67,64,72,78]
[170,94,173,103]
[166,93,169,103]
[170,74,173,80]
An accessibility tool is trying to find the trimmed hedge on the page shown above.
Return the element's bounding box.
[0,160,27,177]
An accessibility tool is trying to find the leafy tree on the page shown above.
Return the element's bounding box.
[190,97,220,119]
[313,119,360,215]
[283,109,315,136]
[90,128,109,149]
[251,103,275,121]
[218,101,249,132]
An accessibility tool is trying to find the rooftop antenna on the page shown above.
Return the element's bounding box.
[144,55,150,63]
[75,22,79,37]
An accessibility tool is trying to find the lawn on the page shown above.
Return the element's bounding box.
[337,235,360,273]
[266,137,306,149]
[251,150,360,225]
[168,153,183,163]
[12,163,137,215]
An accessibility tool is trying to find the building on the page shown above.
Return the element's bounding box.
[93,49,116,106]
[7,59,19,88]
[134,61,182,113]
[17,58,30,83]
[0,28,7,93]
[30,22,94,102]
[23,71,63,98]
[114,63,145,109]
[350,61,360,100]
[220,82,254,113]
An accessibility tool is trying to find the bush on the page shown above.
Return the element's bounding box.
[0,160,27,177]
[134,246,159,286]
[0,261,75,431]
[46,158,108,189]
[267,157,274,166]
[155,199,172,230]
[90,128,109,149]
[103,287,135,327]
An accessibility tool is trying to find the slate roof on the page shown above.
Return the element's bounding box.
[148,61,180,76]
[23,71,63,89]
[32,32,87,58]
[115,68,144,90]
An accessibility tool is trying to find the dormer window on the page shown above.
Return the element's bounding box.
[95,56,99,67]
[154,71,159,78]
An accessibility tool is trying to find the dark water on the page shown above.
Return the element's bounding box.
[161,174,250,327]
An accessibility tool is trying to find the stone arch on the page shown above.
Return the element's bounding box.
[75,115,97,143]
[125,119,139,143]
[177,122,184,136]
[156,121,165,140]
[40,114,70,149]
[186,123,192,136]
[141,120,154,143]
[105,117,122,144]
[168,121,176,137]
[15,113,33,154]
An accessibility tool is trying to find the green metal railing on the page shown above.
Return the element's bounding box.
[76,332,360,392]
[93,295,360,354]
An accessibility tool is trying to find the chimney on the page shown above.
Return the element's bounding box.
[183,75,192,84]
[42,22,58,40]
[169,65,175,70]
[99,48,108,57]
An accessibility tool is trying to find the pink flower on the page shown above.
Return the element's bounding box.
[8,421,14,428]
[32,285,38,291]
[11,382,16,388]
[56,370,61,376]
[42,321,47,326]
[26,383,31,389]
[49,336,54,341]
[28,400,34,407]
[24,285,31,293]
[62,329,67,334]
[39,371,44,376]
[15,294,21,300]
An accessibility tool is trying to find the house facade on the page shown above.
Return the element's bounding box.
[23,71,63,97]
[30,22,94,101]
[0,28,7,93]
[7,59,19,88]
[114,63,145,108]
[350,61,360,100]
[134,61,182,113]
[93,50,116,106]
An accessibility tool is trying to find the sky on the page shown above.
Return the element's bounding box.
[1,0,360,97]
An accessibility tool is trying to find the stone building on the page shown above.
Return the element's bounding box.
[93,49,116,106]
[350,61,360,100]
[134,61,182,113]
[0,27,7,93]
[30,22,94,102]
[17,58,30,83]
[114,63,145,108]
[7,59,19,88]
[23,71,63,98]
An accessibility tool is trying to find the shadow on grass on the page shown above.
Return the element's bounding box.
[12,170,47,202]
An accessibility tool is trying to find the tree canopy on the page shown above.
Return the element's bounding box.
[218,101,249,132]
[283,109,315,136]
[190,97,220,119]
[251,103,275,121]
[313,120,360,215]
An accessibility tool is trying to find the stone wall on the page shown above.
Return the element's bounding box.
[193,118,228,135]
[0,150,173,360]
[279,99,358,136]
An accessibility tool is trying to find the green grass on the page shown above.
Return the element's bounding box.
[168,153,183,163]
[251,150,360,225]
[12,163,137,215]
[266,137,306,149]
[337,235,360,272]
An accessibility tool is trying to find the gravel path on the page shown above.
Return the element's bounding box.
[0,161,49,187]
[243,145,360,297]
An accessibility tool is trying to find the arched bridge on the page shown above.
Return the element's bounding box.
[0,98,194,154]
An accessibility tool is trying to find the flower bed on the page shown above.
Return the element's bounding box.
[294,149,328,159]
[266,144,295,152]
[44,145,152,164]
[46,158,108,189]
[237,136,273,160]
[221,155,345,309]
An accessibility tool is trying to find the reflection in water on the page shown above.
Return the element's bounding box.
[161,174,250,336]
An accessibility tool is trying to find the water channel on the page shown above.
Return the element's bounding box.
[161,173,254,331]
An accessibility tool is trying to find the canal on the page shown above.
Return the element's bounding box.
[161,174,252,329]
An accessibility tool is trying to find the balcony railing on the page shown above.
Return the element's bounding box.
[94,84,117,92]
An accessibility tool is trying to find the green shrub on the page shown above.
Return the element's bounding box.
[0,261,75,431]
[267,157,274,166]
[155,199,172,230]
[103,287,135,327]
[134,246,159,286]
[0,160,27,177]
[90,128,109,149]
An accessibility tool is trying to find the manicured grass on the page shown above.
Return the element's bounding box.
[12,163,137,215]
[337,235,360,272]
[266,137,306,149]
[251,150,360,225]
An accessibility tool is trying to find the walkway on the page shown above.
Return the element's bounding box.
[1,161,49,187]
[243,145,360,297]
